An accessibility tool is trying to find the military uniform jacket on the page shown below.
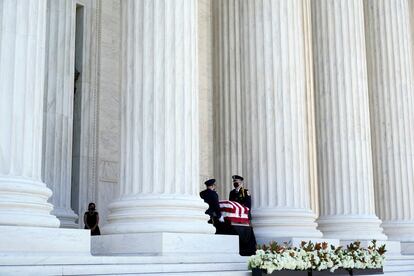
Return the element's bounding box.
[229,188,251,210]
[200,189,222,218]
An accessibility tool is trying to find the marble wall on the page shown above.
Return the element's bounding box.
[95,0,121,226]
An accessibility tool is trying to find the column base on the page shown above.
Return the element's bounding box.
[0,226,90,255]
[252,208,323,243]
[381,221,414,242]
[91,233,240,256]
[0,177,60,228]
[52,207,79,228]
[317,215,387,240]
[103,194,215,235]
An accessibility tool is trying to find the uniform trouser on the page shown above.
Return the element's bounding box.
[232,225,257,256]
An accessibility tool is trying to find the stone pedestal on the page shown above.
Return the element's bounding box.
[364,0,414,242]
[43,0,78,228]
[92,233,239,256]
[0,226,90,256]
[102,0,215,238]
[237,0,322,242]
[311,0,386,240]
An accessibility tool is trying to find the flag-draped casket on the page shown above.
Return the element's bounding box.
[219,200,250,225]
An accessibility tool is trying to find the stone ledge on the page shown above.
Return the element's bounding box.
[0,226,91,255]
[401,242,414,255]
[92,233,239,256]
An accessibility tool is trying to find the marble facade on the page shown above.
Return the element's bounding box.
[2,0,414,274]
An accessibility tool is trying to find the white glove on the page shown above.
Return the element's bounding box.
[218,216,225,223]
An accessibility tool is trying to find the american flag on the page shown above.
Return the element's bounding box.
[219,200,250,225]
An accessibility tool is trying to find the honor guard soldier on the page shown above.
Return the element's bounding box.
[229,175,252,219]
[200,179,225,230]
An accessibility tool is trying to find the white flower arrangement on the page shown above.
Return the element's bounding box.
[248,240,386,274]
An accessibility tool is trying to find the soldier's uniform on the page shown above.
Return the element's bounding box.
[200,179,222,225]
[229,187,251,210]
[228,175,256,256]
[229,175,251,219]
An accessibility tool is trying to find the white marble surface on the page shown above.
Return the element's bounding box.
[103,0,215,235]
[312,0,386,240]
[1,249,413,275]
[2,1,414,274]
[237,0,321,240]
[212,0,245,199]
[401,242,414,255]
[302,0,319,217]
[0,226,90,255]
[198,0,215,190]
[92,233,239,256]
[364,0,414,242]
[0,253,249,276]
[96,0,121,227]
[0,0,60,228]
[43,0,78,228]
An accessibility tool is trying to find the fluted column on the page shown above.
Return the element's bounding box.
[212,0,244,199]
[312,0,386,240]
[0,0,60,228]
[303,0,319,216]
[103,0,214,234]
[364,0,414,241]
[239,0,322,240]
[42,0,78,228]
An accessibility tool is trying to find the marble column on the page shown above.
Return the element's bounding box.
[312,0,386,240]
[238,0,322,240]
[303,0,319,216]
[0,0,60,228]
[42,0,78,228]
[364,0,414,241]
[212,0,244,199]
[103,0,214,235]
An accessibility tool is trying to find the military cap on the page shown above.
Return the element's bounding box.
[232,175,244,181]
[204,178,216,186]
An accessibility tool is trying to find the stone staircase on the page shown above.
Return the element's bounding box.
[0,254,250,276]
[3,253,414,275]
[384,254,414,275]
[2,235,414,276]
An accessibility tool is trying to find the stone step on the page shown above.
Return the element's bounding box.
[3,251,414,275]
[384,254,414,274]
[0,254,250,276]
[0,264,251,276]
